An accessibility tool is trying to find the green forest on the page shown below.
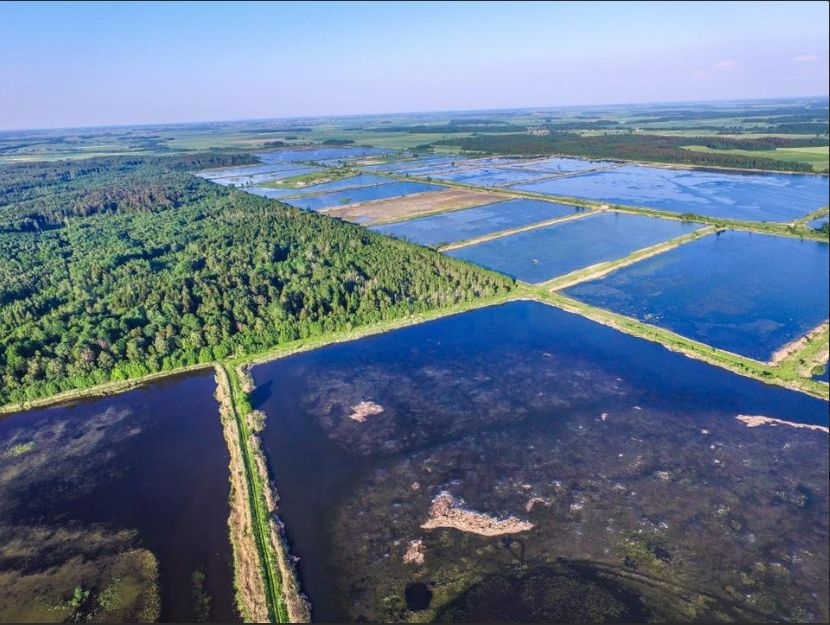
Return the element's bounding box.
[0,156,514,405]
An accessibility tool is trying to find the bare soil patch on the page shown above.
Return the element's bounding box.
[323,188,511,225]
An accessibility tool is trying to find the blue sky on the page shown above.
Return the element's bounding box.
[1,0,827,130]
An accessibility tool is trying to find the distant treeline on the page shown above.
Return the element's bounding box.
[0,159,514,404]
[434,133,823,172]
[369,124,524,134]
[247,127,313,133]
[0,153,258,231]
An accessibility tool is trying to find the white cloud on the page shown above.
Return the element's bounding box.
[712,59,739,72]
[692,59,739,80]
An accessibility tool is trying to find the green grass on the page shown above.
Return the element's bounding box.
[260,168,355,189]
[1,440,37,458]
[220,364,288,623]
[684,145,829,172]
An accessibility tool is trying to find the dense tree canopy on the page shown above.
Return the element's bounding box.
[0,158,514,404]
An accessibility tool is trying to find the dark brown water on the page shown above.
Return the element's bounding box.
[0,369,239,623]
[253,301,829,622]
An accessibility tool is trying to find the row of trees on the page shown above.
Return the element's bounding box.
[435,132,822,172]
[0,162,514,404]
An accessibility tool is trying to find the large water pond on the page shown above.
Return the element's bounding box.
[198,165,321,187]
[362,156,456,173]
[257,147,389,163]
[511,165,829,222]
[285,181,445,212]
[252,301,828,623]
[447,211,701,283]
[0,370,237,623]
[430,167,552,187]
[513,156,613,173]
[565,231,830,361]
[372,199,583,247]
[197,162,308,180]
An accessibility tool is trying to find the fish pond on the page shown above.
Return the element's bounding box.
[564,230,830,361]
[446,211,702,283]
[286,181,445,212]
[198,164,321,187]
[197,162,308,180]
[257,147,389,163]
[430,167,552,187]
[511,165,830,222]
[252,301,828,623]
[362,156,456,173]
[513,156,613,174]
[371,199,583,248]
[0,370,237,623]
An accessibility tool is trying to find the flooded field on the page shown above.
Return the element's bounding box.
[513,156,614,173]
[257,147,389,163]
[372,198,581,247]
[363,156,456,173]
[511,165,829,222]
[429,167,552,187]
[252,301,828,622]
[565,231,830,361]
[446,212,701,283]
[198,164,321,187]
[0,370,237,623]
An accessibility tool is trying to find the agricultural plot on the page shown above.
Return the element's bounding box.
[323,188,505,224]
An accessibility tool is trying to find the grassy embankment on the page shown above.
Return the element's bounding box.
[537,226,716,291]
[215,363,309,623]
[213,364,271,622]
[259,168,356,190]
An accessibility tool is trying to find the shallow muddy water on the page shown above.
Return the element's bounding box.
[0,370,237,623]
[252,301,828,622]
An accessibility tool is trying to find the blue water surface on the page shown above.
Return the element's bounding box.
[285,181,444,211]
[512,165,829,221]
[372,199,582,247]
[564,230,830,361]
[447,211,702,282]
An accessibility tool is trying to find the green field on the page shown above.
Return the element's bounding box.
[684,145,829,172]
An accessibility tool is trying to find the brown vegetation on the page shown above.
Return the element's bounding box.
[421,491,534,536]
[736,414,829,434]
[214,366,270,623]
[348,401,384,422]
[322,188,509,225]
